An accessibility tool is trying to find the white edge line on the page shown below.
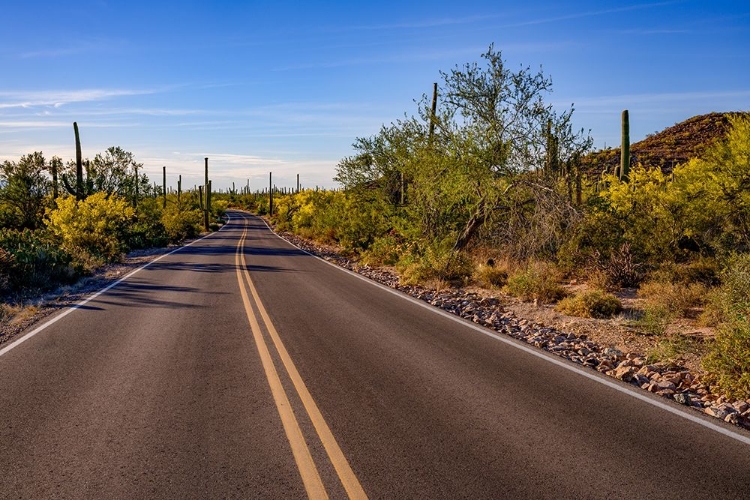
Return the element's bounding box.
[0,219,232,359]
[240,211,750,447]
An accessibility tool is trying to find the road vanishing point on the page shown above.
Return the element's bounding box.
[1,211,749,499]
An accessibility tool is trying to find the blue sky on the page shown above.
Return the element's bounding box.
[1,1,748,190]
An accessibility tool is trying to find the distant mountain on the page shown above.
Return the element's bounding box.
[583,112,749,175]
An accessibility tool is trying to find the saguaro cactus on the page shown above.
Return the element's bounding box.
[61,122,88,200]
[50,156,61,199]
[545,119,559,177]
[429,82,438,139]
[73,122,83,198]
[204,157,209,231]
[177,175,182,209]
[162,166,167,209]
[620,110,630,181]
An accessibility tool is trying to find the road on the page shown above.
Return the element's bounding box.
[1,210,749,499]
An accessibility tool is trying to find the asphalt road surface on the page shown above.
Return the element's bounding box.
[1,210,749,499]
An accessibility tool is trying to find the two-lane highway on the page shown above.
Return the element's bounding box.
[1,210,748,498]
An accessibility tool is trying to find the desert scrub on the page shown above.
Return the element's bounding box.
[556,289,622,318]
[161,206,202,242]
[701,254,750,398]
[701,253,750,326]
[360,234,405,266]
[473,260,509,289]
[46,192,135,264]
[0,228,78,295]
[646,335,703,364]
[398,242,473,286]
[633,280,708,335]
[504,262,567,304]
[703,317,750,399]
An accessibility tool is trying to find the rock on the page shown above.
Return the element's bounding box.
[656,380,677,391]
[599,359,614,370]
[656,389,676,397]
[603,348,623,359]
[673,393,691,405]
[614,365,635,382]
[634,374,650,386]
[661,372,683,385]
[705,407,731,420]
[734,401,749,414]
[725,413,740,425]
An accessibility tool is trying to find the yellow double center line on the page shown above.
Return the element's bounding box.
[234,221,368,500]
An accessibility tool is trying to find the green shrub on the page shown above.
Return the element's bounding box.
[710,253,750,321]
[636,303,673,336]
[474,262,508,289]
[504,262,567,304]
[0,228,78,295]
[398,241,473,286]
[646,335,703,364]
[360,233,403,266]
[638,280,707,318]
[703,317,750,399]
[161,206,202,242]
[212,199,229,217]
[556,289,622,318]
[126,198,169,249]
[46,192,135,265]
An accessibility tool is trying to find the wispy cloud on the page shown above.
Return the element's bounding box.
[273,47,489,71]
[609,28,690,35]
[0,120,142,129]
[0,87,169,109]
[504,1,683,28]
[0,121,70,128]
[17,37,128,59]
[560,89,750,110]
[335,14,499,32]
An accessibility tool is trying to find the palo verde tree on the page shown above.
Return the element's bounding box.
[0,151,51,230]
[335,45,591,258]
[61,146,148,202]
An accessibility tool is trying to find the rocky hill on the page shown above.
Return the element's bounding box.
[584,111,748,175]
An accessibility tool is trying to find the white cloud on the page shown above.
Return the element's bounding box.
[559,90,750,111]
[0,88,166,109]
[503,1,683,28]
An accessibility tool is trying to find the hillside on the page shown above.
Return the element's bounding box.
[584,111,748,174]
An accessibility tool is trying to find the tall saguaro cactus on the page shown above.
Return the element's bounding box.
[50,156,61,199]
[162,166,167,208]
[177,175,182,209]
[269,172,273,215]
[61,122,88,200]
[207,180,212,219]
[429,82,438,139]
[204,157,209,231]
[620,109,630,181]
[73,122,83,199]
